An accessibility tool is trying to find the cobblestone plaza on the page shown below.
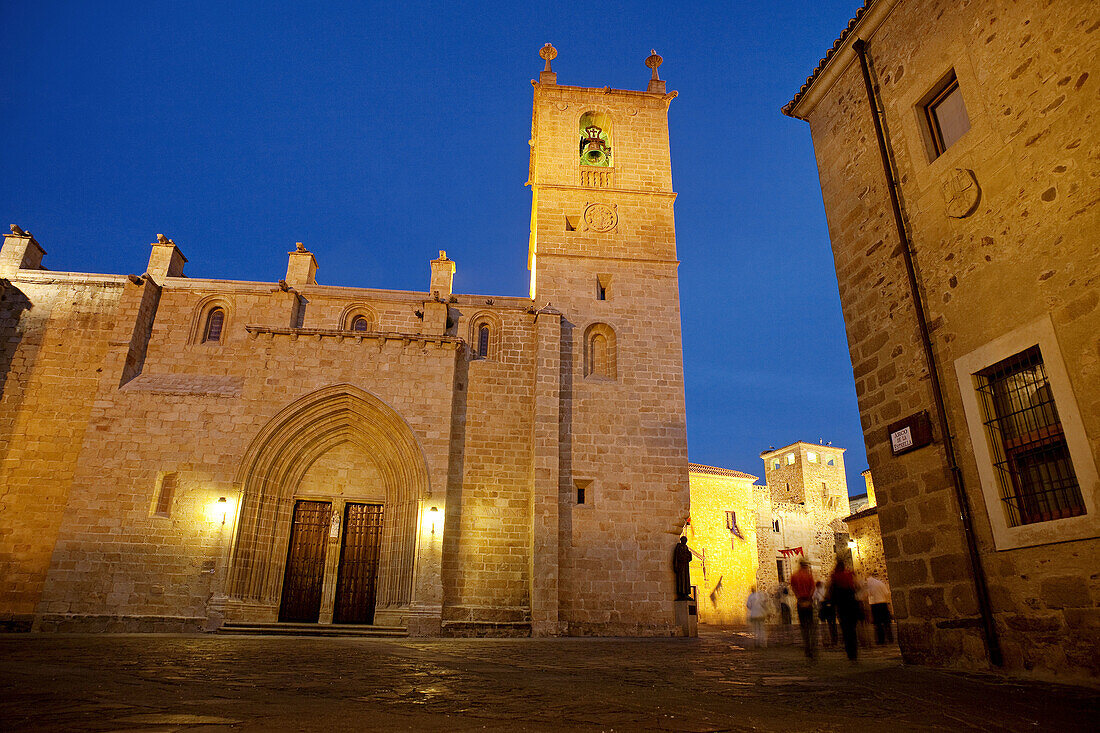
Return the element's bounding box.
[1,632,1095,731]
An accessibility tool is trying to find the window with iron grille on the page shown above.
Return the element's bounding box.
[976,345,1084,527]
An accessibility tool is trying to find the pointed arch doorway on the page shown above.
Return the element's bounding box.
[224,384,430,627]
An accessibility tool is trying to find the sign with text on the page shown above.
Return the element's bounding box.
[887,411,933,456]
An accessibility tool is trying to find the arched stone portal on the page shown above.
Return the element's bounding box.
[222,384,430,626]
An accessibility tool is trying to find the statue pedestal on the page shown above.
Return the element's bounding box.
[674,598,698,637]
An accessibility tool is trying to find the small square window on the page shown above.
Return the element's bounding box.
[922,72,970,159]
[574,479,592,506]
[786,453,795,465]
[773,460,781,470]
[807,451,817,463]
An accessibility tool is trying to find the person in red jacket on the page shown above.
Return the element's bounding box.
[789,557,817,659]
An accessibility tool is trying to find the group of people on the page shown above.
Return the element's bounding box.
[745,557,893,661]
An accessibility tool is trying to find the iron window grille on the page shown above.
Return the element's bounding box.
[976,345,1084,527]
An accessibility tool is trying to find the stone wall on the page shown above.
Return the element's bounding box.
[0,273,125,631]
[530,75,691,635]
[787,0,1099,679]
[0,51,693,638]
[685,465,758,625]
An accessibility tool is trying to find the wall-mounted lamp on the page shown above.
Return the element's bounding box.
[429,505,439,535]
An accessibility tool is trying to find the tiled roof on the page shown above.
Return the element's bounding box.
[688,463,758,481]
[844,505,879,522]
[781,1,874,117]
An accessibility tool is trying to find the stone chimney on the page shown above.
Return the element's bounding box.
[862,470,877,508]
[286,242,318,286]
[429,250,455,299]
[0,225,46,277]
[146,234,187,284]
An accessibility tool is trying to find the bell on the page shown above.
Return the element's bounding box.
[581,142,608,165]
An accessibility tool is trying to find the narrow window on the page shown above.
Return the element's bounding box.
[477,325,490,358]
[574,479,592,505]
[923,72,970,159]
[203,308,225,342]
[725,510,742,539]
[776,559,785,580]
[977,346,1084,526]
[351,315,369,332]
[596,278,606,301]
[822,481,828,498]
[155,472,177,517]
[772,519,780,533]
[577,486,585,504]
[591,333,608,376]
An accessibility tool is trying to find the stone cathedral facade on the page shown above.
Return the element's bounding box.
[0,48,691,636]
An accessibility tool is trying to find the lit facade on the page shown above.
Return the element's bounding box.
[0,48,690,636]
[784,0,1099,679]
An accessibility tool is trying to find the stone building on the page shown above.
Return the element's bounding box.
[755,442,851,590]
[783,0,1098,679]
[685,441,851,626]
[845,471,889,582]
[0,47,691,637]
[684,464,759,625]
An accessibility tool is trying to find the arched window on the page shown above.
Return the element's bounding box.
[351,315,370,332]
[591,334,607,375]
[478,325,490,358]
[203,308,225,342]
[468,312,502,361]
[583,323,617,379]
[579,112,612,167]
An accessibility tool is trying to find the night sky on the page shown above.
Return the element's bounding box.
[0,1,871,495]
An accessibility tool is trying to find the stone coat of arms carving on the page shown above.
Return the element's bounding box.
[584,203,617,232]
[942,168,981,218]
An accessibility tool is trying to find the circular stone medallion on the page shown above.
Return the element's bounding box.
[584,203,617,232]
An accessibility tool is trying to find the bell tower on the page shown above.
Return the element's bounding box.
[527,45,690,634]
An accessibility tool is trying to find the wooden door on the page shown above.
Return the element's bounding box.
[333,503,384,625]
[278,500,332,622]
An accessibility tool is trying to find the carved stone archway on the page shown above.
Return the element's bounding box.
[223,384,430,623]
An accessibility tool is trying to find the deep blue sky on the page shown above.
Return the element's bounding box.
[0,1,870,495]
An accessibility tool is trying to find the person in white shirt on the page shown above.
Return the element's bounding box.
[745,586,770,648]
[864,573,893,644]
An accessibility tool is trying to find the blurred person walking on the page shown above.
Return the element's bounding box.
[829,558,861,661]
[790,558,817,659]
[746,586,770,648]
[815,580,837,646]
[865,572,894,644]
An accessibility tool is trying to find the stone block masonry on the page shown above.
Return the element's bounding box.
[785,0,1099,681]
[0,47,692,638]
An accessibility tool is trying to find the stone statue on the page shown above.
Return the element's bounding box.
[673,536,693,600]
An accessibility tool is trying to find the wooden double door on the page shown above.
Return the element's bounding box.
[278,500,384,624]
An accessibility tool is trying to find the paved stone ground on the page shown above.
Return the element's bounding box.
[1,629,1096,732]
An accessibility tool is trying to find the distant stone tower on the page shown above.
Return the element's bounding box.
[755,442,849,588]
[527,46,690,633]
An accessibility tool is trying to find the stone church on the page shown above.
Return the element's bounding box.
[0,47,691,636]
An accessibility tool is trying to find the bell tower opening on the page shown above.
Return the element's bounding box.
[578,112,612,167]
